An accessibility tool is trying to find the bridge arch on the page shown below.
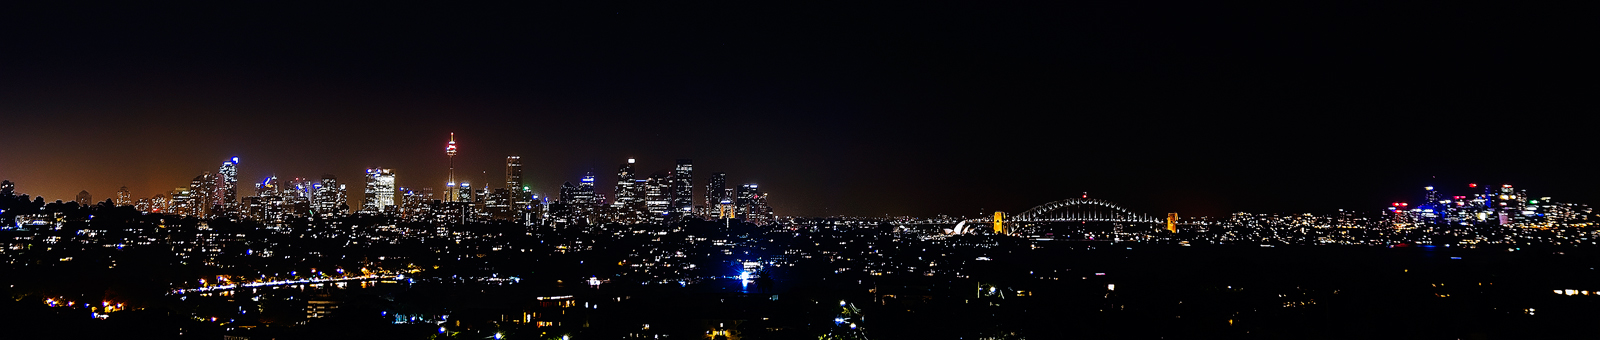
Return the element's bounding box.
[950,198,1159,235]
[1012,198,1158,223]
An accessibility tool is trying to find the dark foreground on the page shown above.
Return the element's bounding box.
[5,232,1600,339]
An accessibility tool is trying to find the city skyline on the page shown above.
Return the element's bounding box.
[7,145,1600,219]
[3,2,1595,338]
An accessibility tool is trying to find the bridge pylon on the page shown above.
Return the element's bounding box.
[993,211,1005,234]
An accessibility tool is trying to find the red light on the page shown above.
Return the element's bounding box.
[1469,183,1477,188]
[1503,184,1512,188]
[1400,203,1408,207]
[1392,203,1400,207]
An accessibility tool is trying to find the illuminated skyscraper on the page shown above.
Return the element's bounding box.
[645,173,669,222]
[559,181,577,202]
[705,172,727,208]
[314,174,347,215]
[671,159,694,215]
[484,188,517,220]
[250,176,288,221]
[612,158,645,223]
[446,133,459,202]
[457,182,474,205]
[505,156,535,223]
[580,173,596,198]
[364,168,397,214]
[288,178,314,198]
[169,187,193,216]
[115,186,132,206]
[190,173,215,217]
[76,190,92,206]
[215,157,239,218]
[399,187,431,220]
[1166,213,1178,233]
[735,184,775,224]
[474,185,491,218]
[736,184,758,216]
[554,174,598,224]
[255,176,281,197]
[149,194,168,213]
[506,156,522,191]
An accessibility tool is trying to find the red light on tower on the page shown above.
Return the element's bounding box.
[446,133,458,156]
[1400,203,1408,207]
[1469,183,1477,188]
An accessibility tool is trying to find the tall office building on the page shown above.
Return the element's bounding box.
[150,194,169,213]
[559,182,577,203]
[735,184,775,224]
[485,188,516,220]
[613,158,644,223]
[251,176,289,222]
[506,156,523,191]
[736,184,758,212]
[0,180,13,196]
[457,182,475,205]
[170,187,193,216]
[76,190,93,206]
[445,133,459,202]
[288,178,315,199]
[115,186,132,206]
[314,174,347,215]
[705,172,727,207]
[190,173,215,217]
[364,168,397,213]
[399,187,431,220]
[575,173,596,205]
[555,174,597,224]
[645,173,670,222]
[256,176,281,197]
[670,159,694,214]
[474,185,491,218]
[215,157,239,217]
[615,159,637,202]
[505,156,534,223]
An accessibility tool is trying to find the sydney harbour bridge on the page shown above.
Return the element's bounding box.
[951,197,1169,235]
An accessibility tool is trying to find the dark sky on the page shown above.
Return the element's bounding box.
[0,2,1590,218]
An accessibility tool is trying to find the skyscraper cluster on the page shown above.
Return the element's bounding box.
[1390,184,1592,228]
[31,134,777,226]
[547,157,776,226]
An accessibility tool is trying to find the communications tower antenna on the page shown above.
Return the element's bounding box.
[446,133,458,202]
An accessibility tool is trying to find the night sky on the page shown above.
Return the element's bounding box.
[0,2,1590,218]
